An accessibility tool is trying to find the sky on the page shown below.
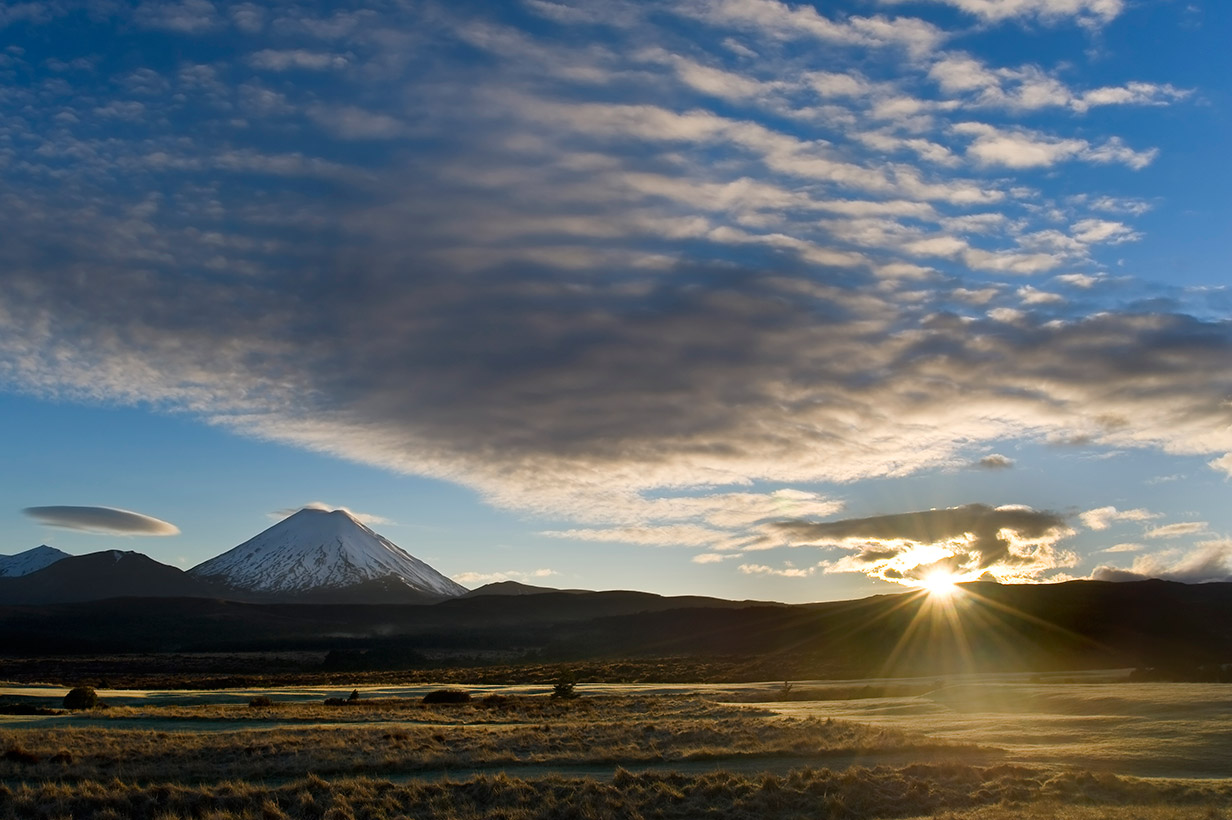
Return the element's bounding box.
[1,0,1230,604]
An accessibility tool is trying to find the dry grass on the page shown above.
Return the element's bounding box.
[0,764,1230,819]
[0,695,967,783]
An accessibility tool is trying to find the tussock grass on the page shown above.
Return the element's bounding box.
[0,764,1229,819]
[0,695,956,783]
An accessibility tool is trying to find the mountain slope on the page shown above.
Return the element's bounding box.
[189,508,467,600]
[0,550,213,605]
[0,545,69,577]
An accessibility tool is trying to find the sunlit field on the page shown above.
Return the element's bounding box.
[3,678,1232,819]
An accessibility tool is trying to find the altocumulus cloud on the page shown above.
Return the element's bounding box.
[23,506,181,536]
[0,0,1227,568]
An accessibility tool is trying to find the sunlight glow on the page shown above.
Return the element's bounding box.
[920,571,958,598]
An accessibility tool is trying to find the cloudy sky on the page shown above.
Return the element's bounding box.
[2,0,1230,602]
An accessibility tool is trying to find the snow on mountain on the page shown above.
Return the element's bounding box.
[189,508,468,598]
[0,545,70,577]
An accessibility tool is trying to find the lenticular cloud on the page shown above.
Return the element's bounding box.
[23,506,180,536]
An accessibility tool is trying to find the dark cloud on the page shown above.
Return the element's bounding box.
[23,506,181,536]
[775,504,1072,583]
[0,0,1227,537]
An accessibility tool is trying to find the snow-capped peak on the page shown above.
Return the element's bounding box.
[0,545,70,577]
[189,508,467,598]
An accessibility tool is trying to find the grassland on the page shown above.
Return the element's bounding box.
[2,684,1232,819]
[1,694,965,783]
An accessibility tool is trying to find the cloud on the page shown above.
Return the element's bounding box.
[928,53,1188,113]
[976,453,1015,469]
[0,0,1218,563]
[452,568,558,586]
[953,123,1156,169]
[1209,454,1232,477]
[687,0,945,56]
[880,0,1123,26]
[1092,541,1232,583]
[738,562,820,578]
[693,552,740,563]
[542,525,743,549]
[248,49,349,72]
[273,502,393,527]
[1079,506,1158,530]
[1143,522,1208,540]
[23,506,181,536]
[135,0,220,33]
[773,504,1074,585]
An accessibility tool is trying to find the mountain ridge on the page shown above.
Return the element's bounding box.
[0,545,69,577]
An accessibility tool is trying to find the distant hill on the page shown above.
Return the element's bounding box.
[463,581,568,597]
[4,579,1232,680]
[0,550,213,605]
[0,545,69,577]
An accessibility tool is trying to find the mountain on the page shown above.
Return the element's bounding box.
[0,550,213,605]
[189,508,467,602]
[0,545,69,577]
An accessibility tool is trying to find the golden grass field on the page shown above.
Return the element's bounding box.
[2,677,1231,819]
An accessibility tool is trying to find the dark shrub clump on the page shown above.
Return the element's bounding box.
[248,695,274,708]
[422,689,471,705]
[3,746,40,765]
[62,687,98,711]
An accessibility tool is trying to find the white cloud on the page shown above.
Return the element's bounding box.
[1143,522,1208,540]
[693,552,739,563]
[452,568,559,586]
[273,502,393,527]
[1079,506,1158,531]
[880,0,1124,26]
[1207,453,1232,477]
[738,562,819,578]
[690,0,945,56]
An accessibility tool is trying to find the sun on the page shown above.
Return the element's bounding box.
[919,571,958,598]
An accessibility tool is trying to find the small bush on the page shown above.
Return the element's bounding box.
[2,746,39,765]
[422,689,471,704]
[62,687,98,711]
[551,678,577,700]
[348,689,360,702]
[249,695,274,708]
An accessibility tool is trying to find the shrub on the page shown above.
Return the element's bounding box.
[249,695,274,708]
[62,686,98,711]
[422,689,471,704]
[348,689,360,702]
[2,746,39,765]
[551,677,577,700]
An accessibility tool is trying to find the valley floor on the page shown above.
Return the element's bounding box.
[2,681,1231,819]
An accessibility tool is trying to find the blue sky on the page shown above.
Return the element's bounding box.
[1,0,1231,603]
